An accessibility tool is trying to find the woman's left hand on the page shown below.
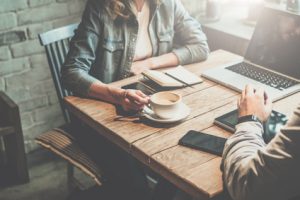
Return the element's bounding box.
[130,58,155,75]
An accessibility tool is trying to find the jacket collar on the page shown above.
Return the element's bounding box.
[115,0,163,22]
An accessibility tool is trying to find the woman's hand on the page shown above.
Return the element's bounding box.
[119,89,150,111]
[130,53,179,75]
[88,82,149,112]
[130,58,155,75]
[238,84,273,122]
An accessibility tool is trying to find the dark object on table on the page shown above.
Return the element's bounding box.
[122,82,156,95]
[214,109,288,143]
[38,24,103,191]
[179,130,226,156]
[0,91,29,186]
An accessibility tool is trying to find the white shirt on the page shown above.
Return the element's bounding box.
[131,0,153,61]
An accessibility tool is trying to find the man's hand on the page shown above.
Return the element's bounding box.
[119,89,150,111]
[238,84,272,122]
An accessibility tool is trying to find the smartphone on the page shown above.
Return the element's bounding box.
[179,130,227,156]
[214,110,288,143]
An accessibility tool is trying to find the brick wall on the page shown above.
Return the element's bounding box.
[0,0,87,153]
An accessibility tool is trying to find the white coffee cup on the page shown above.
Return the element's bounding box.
[150,91,182,119]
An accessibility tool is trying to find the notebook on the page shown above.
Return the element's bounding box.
[142,66,203,87]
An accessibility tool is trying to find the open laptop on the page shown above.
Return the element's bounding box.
[202,7,300,101]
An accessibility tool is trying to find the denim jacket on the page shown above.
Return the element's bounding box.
[62,0,209,95]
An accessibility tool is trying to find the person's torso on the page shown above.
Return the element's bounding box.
[91,0,177,83]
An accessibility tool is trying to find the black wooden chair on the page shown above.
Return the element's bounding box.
[36,24,103,191]
[0,91,29,187]
[39,23,77,122]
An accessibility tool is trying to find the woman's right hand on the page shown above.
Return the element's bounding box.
[88,82,149,112]
[119,89,150,111]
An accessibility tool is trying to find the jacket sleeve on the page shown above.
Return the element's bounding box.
[172,0,209,65]
[221,105,300,200]
[61,0,102,96]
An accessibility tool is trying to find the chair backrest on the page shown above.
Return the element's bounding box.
[39,23,79,123]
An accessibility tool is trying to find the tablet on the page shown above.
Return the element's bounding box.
[121,82,155,95]
[214,110,288,143]
[121,79,177,95]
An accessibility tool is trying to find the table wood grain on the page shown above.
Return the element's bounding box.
[64,50,300,199]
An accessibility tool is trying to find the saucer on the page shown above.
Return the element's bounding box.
[142,103,190,123]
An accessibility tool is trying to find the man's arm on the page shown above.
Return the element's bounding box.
[222,86,300,200]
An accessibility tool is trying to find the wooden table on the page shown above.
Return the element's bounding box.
[64,50,300,199]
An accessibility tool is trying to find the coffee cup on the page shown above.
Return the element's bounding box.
[149,91,182,119]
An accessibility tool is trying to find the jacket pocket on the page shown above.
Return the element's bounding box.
[101,39,125,81]
[102,40,125,52]
[158,30,174,54]
[159,35,172,43]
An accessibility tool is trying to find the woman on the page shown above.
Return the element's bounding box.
[62,0,209,199]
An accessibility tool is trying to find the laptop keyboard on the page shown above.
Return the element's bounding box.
[226,62,298,90]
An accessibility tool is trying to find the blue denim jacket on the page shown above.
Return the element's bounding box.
[62,0,209,95]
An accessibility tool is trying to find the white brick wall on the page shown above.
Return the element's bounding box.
[0,0,87,153]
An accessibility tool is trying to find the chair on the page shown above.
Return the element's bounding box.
[0,91,29,186]
[36,24,103,191]
[38,23,77,122]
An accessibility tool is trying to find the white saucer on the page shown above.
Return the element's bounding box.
[142,103,190,123]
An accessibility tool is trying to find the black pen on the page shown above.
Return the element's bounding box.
[164,72,194,89]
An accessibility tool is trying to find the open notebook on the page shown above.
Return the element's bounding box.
[142,66,203,87]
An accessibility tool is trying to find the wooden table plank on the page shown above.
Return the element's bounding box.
[149,126,232,199]
[64,80,217,152]
[131,96,238,162]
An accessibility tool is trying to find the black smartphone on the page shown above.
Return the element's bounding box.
[214,110,288,143]
[179,130,227,156]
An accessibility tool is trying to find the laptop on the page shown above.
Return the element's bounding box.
[202,7,300,101]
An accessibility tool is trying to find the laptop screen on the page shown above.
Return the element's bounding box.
[245,8,300,80]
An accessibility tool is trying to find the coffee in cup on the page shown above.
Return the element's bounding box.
[149,91,182,119]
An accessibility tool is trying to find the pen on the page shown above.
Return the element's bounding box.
[164,72,194,89]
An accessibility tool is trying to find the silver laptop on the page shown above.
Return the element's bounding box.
[202,7,300,101]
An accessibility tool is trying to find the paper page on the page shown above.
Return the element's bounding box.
[142,70,183,87]
[164,66,203,85]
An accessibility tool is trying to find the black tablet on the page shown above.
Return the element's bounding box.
[214,110,288,143]
[121,78,181,95]
[121,82,155,95]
